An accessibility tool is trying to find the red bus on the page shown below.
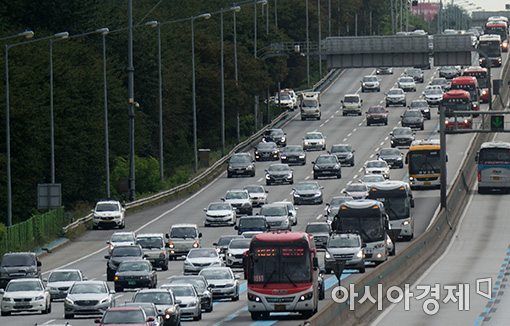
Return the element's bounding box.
[450,76,480,113]
[244,231,321,320]
[440,90,473,129]
[463,66,489,103]
[485,22,509,52]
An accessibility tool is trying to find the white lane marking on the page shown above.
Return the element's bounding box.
[380,141,385,145]
[305,176,311,180]
[347,133,352,137]
[353,174,358,179]
[257,177,263,182]
[320,123,325,127]
[375,147,380,152]
[358,122,363,126]
[316,214,323,220]
[353,128,357,132]
[385,136,389,140]
[330,115,335,119]
[369,154,375,158]
[41,320,56,325]
[42,171,227,275]
[325,119,330,124]
[343,138,348,142]
[358,168,363,173]
[323,206,328,211]
[335,110,339,113]
[346,181,352,185]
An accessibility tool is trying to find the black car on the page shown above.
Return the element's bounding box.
[376,67,393,75]
[312,154,341,179]
[262,128,287,147]
[390,127,415,148]
[166,275,213,313]
[114,260,157,292]
[0,252,41,289]
[377,148,404,169]
[227,153,255,178]
[105,245,145,281]
[330,144,355,166]
[405,68,424,83]
[409,99,431,120]
[254,142,279,161]
[235,216,268,235]
[280,145,306,165]
[265,163,293,185]
[439,66,461,79]
[401,109,425,130]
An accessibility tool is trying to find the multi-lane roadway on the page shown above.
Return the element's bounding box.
[4,53,506,326]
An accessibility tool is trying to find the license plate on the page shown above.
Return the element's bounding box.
[128,281,137,285]
[275,304,286,311]
[235,170,244,174]
[424,181,431,186]
[492,176,500,181]
[14,304,30,308]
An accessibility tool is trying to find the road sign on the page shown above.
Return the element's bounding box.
[491,115,504,131]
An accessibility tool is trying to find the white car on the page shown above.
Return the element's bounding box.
[303,131,326,151]
[199,267,240,301]
[203,202,236,227]
[0,278,51,316]
[45,269,85,301]
[359,174,386,188]
[92,200,125,229]
[106,231,136,254]
[163,284,202,321]
[364,160,390,179]
[222,189,253,215]
[225,238,251,268]
[342,183,369,200]
[422,86,443,106]
[243,185,268,207]
[341,94,363,116]
[397,76,416,92]
[273,201,298,226]
[184,248,224,275]
[361,75,380,92]
[385,88,406,107]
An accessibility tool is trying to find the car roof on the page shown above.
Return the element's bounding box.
[136,233,164,238]
[344,93,360,97]
[201,266,233,273]
[107,307,144,312]
[171,224,198,228]
[112,231,136,236]
[96,200,120,204]
[8,278,42,283]
[307,221,329,226]
[49,269,82,274]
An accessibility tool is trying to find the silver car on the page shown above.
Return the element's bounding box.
[164,275,213,313]
[223,189,253,215]
[45,269,85,301]
[183,248,224,275]
[64,281,114,319]
[163,284,201,321]
[199,267,240,301]
[132,288,181,325]
[136,233,169,270]
[273,201,298,225]
[203,202,236,227]
[166,224,202,260]
[324,233,365,274]
[106,231,136,254]
[0,278,51,316]
[259,203,291,230]
[225,238,251,268]
[243,185,268,207]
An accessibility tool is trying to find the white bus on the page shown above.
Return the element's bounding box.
[476,142,510,194]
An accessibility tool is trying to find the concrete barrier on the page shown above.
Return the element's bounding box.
[307,60,510,325]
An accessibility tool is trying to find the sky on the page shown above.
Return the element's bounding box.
[461,0,507,12]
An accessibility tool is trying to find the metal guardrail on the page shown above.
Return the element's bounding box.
[63,69,341,233]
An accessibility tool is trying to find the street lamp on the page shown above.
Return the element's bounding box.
[306,0,310,87]
[191,13,212,171]
[98,28,111,198]
[318,0,322,78]
[0,30,34,42]
[253,0,268,58]
[4,32,68,226]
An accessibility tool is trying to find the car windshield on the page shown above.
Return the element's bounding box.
[295,182,320,191]
[118,262,151,272]
[328,236,360,248]
[347,184,367,192]
[134,292,173,305]
[168,286,195,297]
[400,77,414,83]
[102,310,145,324]
[268,164,290,172]
[257,142,277,150]
[306,224,329,233]
[380,149,400,156]
[229,239,251,249]
[368,106,385,113]
[260,206,287,216]
[283,146,302,153]
[70,283,107,294]
[230,155,251,163]
[302,99,319,107]
[244,185,264,193]
[137,237,164,249]
[208,203,231,211]
[239,218,266,228]
[167,278,207,292]
[361,175,385,183]
[425,88,442,95]
[304,133,322,140]
[331,145,352,153]
[112,247,142,257]
[366,161,387,168]
[111,233,135,242]
[279,94,291,100]
[388,89,403,95]
[122,304,157,317]
[225,191,248,200]
[1,254,35,267]
[363,76,377,82]
[170,227,197,239]
[431,79,447,86]
[410,101,427,108]
[48,271,82,282]
[344,96,359,103]
[6,280,42,292]
[188,249,218,259]
[267,129,284,137]
[407,69,421,75]
[404,111,422,118]
[330,197,351,206]
[96,203,119,212]
[441,66,456,71]
[393,128,412,136]
[200,269,232,280]
[217,236,241,246]
[316,156,337,164]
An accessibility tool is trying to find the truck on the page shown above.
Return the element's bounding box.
[299,92,321,120]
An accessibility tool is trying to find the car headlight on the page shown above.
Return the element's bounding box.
[304,141,310,145]
[423,108,430,112]
[281,137,286,142]
[184,260,191,265]
[319,140,325,144]
[313,165,319,171]
[299,155,305,159]
[334,164,340,169]
[100,297,111,304]
[287,173,293,178]
[192,241,199,248]
[2,297,12,302]
[34,295,45,301]
[314,192,322,197]
[356,250,364,258]
[293,193,300,197]
[386,237,392,246]
[265,174,271,179]
[396,157,402,161]
[299,292,314,301]
[272,150,279,154]
[325,252,331,259]
[280,155,287,159]
[227,253,233,257]
[247,164,254,170]
[65,298,74,305]
[403,220,410,226]
[190,299,198,306]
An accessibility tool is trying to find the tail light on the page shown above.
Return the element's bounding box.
[478,171,481,182]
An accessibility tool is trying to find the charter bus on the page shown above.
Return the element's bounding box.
[476,142,510,194]
[244,231,320,320]
[405,139,442,189]
[450,76,480,112]
[332,199,390,265]
[367,181,414,241]
[462,66,489,103]
[485,21,509,52]
[478,34,503,67]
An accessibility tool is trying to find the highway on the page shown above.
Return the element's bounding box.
[3,55,505,326]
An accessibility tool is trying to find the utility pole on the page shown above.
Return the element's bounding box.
[127,0,136,201]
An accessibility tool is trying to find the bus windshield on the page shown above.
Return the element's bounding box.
[479,148,510,164]
[479,41,503,57]
[463,72,488,88]
[441,99,471,116]
[250,246,311,284]
[408,150,441,175]
[485,27,507,41]
[377,197,410,221]
[336,208,385,242]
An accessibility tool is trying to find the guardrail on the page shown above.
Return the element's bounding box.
[307,60,510,325]
[63,69,341,233]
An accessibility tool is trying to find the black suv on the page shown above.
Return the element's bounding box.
[312,154,341,179]
[0,252,41,289]
[262,129,287,147]
[105,245,145,281]
[227,153,255,178]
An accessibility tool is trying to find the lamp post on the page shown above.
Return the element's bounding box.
[191,13,212,171]
[306,0,310,87]
[4,32,67,226]
[49,32,70,184]
[318,0,322,78]
[233,7,240,142]
[0,30,34,42]
[253,0,268,58]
